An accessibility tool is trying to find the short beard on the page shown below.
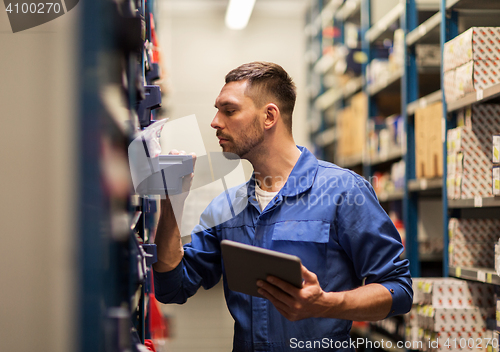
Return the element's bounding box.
[222,114,264,160]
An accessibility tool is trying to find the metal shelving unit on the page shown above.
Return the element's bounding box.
[306,0,500,349]
[367,148,405,166]
[407,178,443,192]
[449,266,500,285]
[367,69,403,96]
[440,0,500,280]
[78,0,163,349]
[406,90,441,116]
[448,197,500,209]
[447,82,500,112]
[378,190,405,202]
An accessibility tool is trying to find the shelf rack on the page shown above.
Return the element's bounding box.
[447,83,500,112]
[307,0,446,280]
[406,90,441,116]
[440,0,500,280]
[306,0,500,349]
[79,0,163,349]
[449,266,500,285]
[448,197,500,209]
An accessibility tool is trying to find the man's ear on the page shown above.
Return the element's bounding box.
[263,103,279,130]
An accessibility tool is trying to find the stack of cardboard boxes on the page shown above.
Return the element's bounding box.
[415,102,443,179]
[494,134,500,196]
[443,27,500,103]
[448,218,500,269]
[446,105,500,199]
[406,278,495,351]
[337,92,367,159]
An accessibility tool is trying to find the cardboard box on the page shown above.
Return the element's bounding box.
[449,241,496,268]
[337,106,353,158]
[415,102,443,178]
[455,59,500,97]
[460,171,493,198]
[413,277,494,308]
[419,306,489,332]
[444,27,500,72]
[337,92,367,159]
[495,241,500,279]
[444,69,459,103]
[494,135,500,163]
[449,218,500,242]
[493,165,500,196]
[446,112,500,198]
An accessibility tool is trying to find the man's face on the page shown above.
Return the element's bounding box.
[212,80,265,159]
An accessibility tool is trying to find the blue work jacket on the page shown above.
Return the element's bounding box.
[154,146,413,352]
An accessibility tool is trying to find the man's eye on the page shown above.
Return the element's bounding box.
[226,110,235,115]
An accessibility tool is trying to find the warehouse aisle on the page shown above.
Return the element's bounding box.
[160,282,234,352]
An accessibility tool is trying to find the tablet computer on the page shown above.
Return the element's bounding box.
[220,239,303,298]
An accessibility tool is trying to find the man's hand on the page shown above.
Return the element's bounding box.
[166,149,197,203]
[257,265,394,322]
[154,149,196,273]
[256,265,339,321]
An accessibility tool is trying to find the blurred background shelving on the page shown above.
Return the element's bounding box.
[306,0,500,349]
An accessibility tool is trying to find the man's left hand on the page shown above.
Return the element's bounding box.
[257,265,339,321]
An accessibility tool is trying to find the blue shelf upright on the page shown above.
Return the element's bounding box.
[440,0,458,278]
[402,0,420,277]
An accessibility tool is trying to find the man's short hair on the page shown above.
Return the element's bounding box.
[225,62,296,133]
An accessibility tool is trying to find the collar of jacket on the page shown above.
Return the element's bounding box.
[235,146,319,199]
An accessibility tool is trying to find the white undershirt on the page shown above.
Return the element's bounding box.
[254,184,279,211]
[254,149,302,210]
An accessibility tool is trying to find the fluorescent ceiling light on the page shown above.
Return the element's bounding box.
[225,0,256,30]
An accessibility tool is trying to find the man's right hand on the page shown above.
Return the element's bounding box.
[154,149,196,273]
[164,149,197,203]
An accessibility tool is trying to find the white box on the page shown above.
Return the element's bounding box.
[444,27,500,72]
[493,166,500,196]
[455,60,500,97]
[494,135,500,163]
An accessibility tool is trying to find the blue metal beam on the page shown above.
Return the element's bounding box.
[402,0,420,277]
[440,0,458,278]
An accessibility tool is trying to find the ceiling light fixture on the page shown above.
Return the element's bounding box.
[225,0,256,30]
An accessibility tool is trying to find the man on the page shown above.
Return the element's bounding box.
[153,62,412,351]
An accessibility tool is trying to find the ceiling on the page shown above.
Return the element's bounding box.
[161,0,310,18]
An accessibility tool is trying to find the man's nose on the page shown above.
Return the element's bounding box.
[211,112,223,130]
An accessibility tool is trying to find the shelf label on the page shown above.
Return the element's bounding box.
[477,270,486,282]
[487,273,493,284]
[474,196,483,207]
[455,267,461,277]
[477,89,484,101]
[420,179,428,190]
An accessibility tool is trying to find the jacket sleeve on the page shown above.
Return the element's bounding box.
[154,204,222,305]
[335,175,413,317]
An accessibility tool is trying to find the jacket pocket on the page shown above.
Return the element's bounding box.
[271,220,330,243]
[271,220,331,289]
